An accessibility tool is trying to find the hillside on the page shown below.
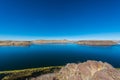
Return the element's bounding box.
[0,61,120,80]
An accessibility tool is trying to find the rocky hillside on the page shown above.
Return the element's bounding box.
[76,40,117,46]
[30,60,120,80]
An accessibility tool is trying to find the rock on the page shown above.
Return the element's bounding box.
[29,60,120,80]
[57,60,120,80]
[92,69,120,80]
[29,73,57,80]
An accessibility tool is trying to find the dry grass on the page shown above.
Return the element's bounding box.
[0,66,62,80]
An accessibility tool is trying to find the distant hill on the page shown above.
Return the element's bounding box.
[76,40,117,46]
[32,39,70,44]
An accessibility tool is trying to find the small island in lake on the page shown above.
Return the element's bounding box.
[0,39,71,46]
[0,41,31,46]
[76,40,117,46]
[32,39,70,44]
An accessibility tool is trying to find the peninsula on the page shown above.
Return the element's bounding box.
[76,40,117,46]
[0,41,31,46]
[32,39,70,44]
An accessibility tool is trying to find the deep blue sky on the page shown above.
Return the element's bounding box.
[0,0,120,40]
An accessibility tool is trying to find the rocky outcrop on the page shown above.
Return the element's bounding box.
[30,73,56,80]
[57,60,120,80]
[0,41,31,46]
[32,39,69,44]
[29,61,120,80]
[76,40,117,46]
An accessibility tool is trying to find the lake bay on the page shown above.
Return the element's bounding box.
[0,43,120,71]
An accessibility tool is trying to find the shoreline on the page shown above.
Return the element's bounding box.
[0,66,62,80]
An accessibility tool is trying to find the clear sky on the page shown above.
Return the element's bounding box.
[0,0,120,40]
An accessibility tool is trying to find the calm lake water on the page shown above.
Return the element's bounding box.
[0,43,120,71]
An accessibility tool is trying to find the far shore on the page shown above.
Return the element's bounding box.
[0,40,119,46]
[76,40,118,46]
[0,41,31,46]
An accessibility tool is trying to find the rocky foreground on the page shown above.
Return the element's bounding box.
[30,60,120,80]
[76,40,117,46]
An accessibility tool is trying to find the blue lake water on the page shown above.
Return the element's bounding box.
[0,43,120,71]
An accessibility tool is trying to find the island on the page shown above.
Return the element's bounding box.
[32,39,70,44]
[0,41,31,46]
[76,40,117,46]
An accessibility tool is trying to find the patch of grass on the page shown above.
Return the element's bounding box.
[0,66,62,80]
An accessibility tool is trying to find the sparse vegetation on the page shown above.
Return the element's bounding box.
[0,66,62,80]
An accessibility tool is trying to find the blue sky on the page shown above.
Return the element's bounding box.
[0,0,120,40]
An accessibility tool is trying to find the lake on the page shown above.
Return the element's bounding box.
[0,43,120,71]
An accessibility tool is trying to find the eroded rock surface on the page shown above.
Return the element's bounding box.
[29,73,57,80]
[29,61,120,80]
[57,60,120,80]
